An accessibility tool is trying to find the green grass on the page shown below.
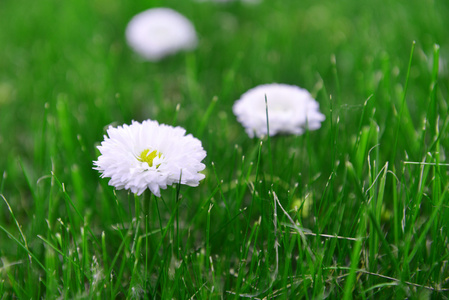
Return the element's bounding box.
[1,0,449,298]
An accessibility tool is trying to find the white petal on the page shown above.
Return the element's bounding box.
[233,83,325,137]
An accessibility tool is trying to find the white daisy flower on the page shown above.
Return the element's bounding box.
[125,8,198,61]
[94,120,206,197]
[233,83,325,138]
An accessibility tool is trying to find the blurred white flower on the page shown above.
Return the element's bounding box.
[233,83,325,138]
[195,0,260,3]
[94,120,206,197]
[125,8,198,61]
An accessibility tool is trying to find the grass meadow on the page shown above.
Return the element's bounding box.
[1,0,449,298]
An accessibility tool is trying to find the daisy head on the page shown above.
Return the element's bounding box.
[125,8,198,61]
[93,120,206,197]
[232,83,325,138]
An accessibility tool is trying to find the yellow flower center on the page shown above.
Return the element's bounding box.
[138,149,162,168]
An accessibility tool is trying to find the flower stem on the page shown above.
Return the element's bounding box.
[134,193,140,224]
[175,174,182,261]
